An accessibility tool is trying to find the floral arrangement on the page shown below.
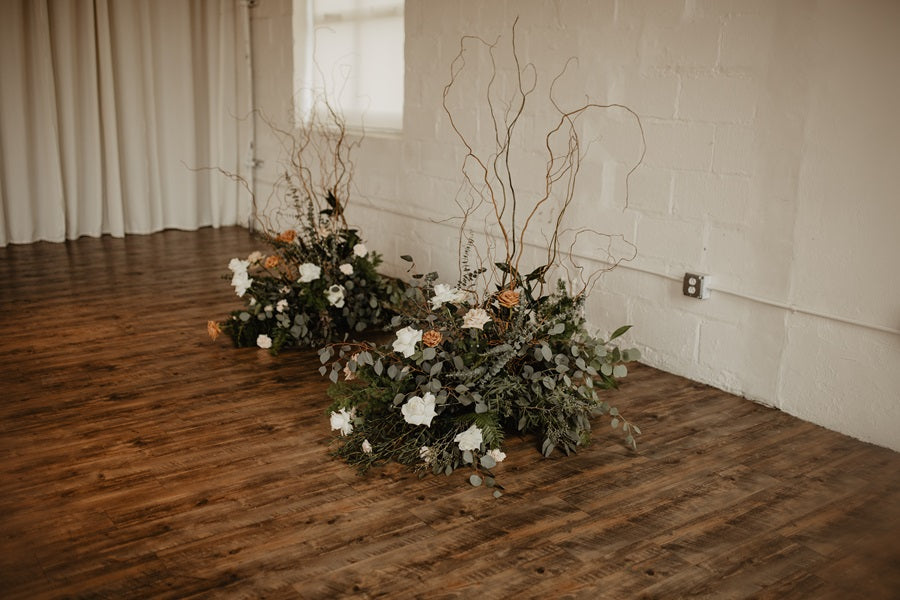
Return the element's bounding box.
[210,208,401,352]
[320,259,641,494]
[320,20,648,492]
[208,92,402,352]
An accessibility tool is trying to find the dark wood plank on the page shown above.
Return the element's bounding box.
[1,226,898,599]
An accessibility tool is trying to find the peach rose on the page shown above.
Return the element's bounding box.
[207,320,221,341]
[264,255,280,269]
[276,229,296,243]
[497,289,520,308]
[422,330,443,348]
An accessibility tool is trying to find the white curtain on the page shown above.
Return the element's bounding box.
[0,0,249,246]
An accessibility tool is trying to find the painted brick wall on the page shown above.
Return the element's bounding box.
[252,0,900,451]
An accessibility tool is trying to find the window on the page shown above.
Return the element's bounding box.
[293,0,404,132]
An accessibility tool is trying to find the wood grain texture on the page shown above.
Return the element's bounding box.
[1,226,898,599]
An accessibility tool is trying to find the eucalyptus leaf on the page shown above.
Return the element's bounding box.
[469,474,483,487]
[613,364,628,378]
[548,322,565,335]
[480,455,497,469]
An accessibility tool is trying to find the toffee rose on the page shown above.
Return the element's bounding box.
[497,289,520,308]
[422,329,443,347]
[276,229,296,243]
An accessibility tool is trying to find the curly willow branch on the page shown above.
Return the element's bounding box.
[442,19,646,296]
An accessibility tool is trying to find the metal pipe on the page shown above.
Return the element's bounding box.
[240,0,259,231]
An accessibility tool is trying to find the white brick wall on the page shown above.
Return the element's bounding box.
[251,0,900,452]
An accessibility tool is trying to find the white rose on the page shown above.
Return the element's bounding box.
[339,263,354,276]
[276,299,289,313]
[488,448,507,463]
[401,392,438,427]
[247,251,263,264]
[297,262,321,283]
[329,408,354,436]
[362,439,373,454]
[228,258,249,274]
[256,334,272,349]
[326,284,345,308]
[249,297,257,306]
[231,271,252,297]
[264,305,273,313]
[419,446,434,464]
[352,243,368,257]
[392,326,423,358]
[461,307,491,330]
[454,424,484,452]
[430,283,465,310]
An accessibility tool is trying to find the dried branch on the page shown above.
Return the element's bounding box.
[442,20,646,300]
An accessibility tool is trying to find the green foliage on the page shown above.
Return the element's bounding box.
[323,265,641,490]
[214,196,404,353]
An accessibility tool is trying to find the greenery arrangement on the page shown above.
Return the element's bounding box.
[210,213,400,353]
[208,94,402,353]
[320,261,641,494]
[320,20,647,492]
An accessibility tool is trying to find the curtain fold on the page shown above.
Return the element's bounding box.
[0,0,247,246]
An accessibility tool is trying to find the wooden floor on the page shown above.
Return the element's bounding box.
[0,226,898,599]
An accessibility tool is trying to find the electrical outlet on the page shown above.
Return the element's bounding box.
[683,273,710,299]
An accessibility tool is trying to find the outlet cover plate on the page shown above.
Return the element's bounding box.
[683,273,710,299]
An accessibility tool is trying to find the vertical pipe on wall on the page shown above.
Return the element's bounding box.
[240,0,259,231]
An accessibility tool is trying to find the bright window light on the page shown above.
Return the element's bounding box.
[293,0,404,132]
